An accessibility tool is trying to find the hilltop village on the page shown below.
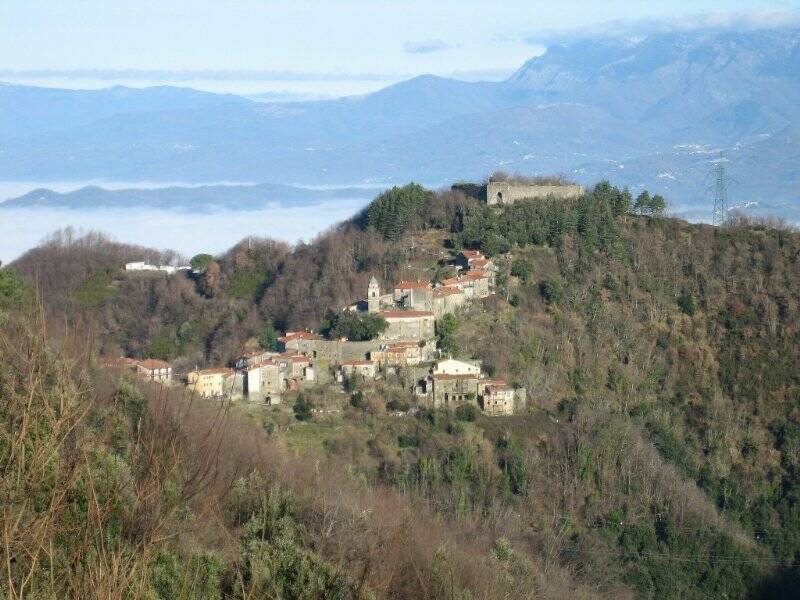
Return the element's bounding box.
[100,178,606,416]
[106,246,525,416]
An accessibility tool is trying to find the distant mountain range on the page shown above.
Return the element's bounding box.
[0,182,376,210]
[1,28,799,216]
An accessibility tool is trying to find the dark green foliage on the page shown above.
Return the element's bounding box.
[293,394,312,421]
[229,481,355,598]
[361,183,433,241]
[510,257,534,281]
[436,313,459,355]
[495,436,529,496]
[345,373,360,394]
[539,279,562,304]
[455,403,478,422]
[398,433,419,448]
[0,268,34,312]
[634,191,667,216]
[258,321,278,351]
[323,311,388,341]
[677,288,696,316]
[146,332,177,361]
[349,390,364,408]
[74,270,117,308]
[387,397,410,412]
[190,253,215,271]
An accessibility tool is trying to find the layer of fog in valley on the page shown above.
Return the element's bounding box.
[0,197,370,264]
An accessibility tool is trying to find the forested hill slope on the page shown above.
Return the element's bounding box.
[6,181,800,597]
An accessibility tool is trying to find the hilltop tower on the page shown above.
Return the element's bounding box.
[367,276,380,313]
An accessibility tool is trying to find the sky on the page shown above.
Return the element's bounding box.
[2,0,799,97]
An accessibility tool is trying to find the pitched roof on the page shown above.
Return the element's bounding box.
[459,270,490,281]
[482,379,512,391]
[278,353,311,363]
[394,280,431,290]
[431,373,480,380]
[433,287,463,298]
[194,368,234,376]
[378,310,434,318]
[439,277,461,287]
[385,341,419,350]
[459,250,483,259]
[469,258,492,268]
[138,359,171,369]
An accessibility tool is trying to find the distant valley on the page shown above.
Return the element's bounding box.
[1,28,799,218]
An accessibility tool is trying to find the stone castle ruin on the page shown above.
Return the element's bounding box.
[486,180,584,206]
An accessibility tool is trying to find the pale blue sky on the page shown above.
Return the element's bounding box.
[1,1,799,95]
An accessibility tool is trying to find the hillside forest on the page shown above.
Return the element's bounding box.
[2,179,799,598]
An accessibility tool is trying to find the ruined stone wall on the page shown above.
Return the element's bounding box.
[486,182,584,206]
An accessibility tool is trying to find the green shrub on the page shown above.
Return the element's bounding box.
[455,403,479,422]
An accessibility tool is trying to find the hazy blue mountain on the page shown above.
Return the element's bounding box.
[1,28,798,215]
[0,182,376,210]
[0,83,252,138]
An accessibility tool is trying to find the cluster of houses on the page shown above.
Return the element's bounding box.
[104,250,523,416]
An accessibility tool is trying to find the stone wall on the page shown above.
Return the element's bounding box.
[486,182,584,206]
[284,338,382,362]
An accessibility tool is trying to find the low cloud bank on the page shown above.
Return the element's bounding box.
[0,198,369,264]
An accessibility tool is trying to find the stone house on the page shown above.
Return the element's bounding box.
[187,368,235,398]
[454,250,484,271]
[393,280,433,309]
[277,331,323,355]
[427,373,481,408]
[479,380,515,416]
[136,359,173,384]
[243,360,287,403]
[440,270,491,299]
[432,286,466,317]
[235,349,279,370]
[486,181,584,206]
[339,359,379,380]
[378,310,435,341]
[275,353,315,382]
[371,341,423,367]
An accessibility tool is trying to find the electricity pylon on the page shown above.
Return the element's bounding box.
[711,152,728,226]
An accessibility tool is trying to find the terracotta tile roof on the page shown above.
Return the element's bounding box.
[378,310,434,318]
[278,353,311,363]
[433,287,463,298]
[385,341,419,350]
[459,270,490,281]
[138,359,171,370]
[194,368,234,376]
[394,280,431,290]
[482,379,512,391]
[439,277,461,287]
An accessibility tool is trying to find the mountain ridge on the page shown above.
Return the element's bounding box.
[1,28,799,215]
